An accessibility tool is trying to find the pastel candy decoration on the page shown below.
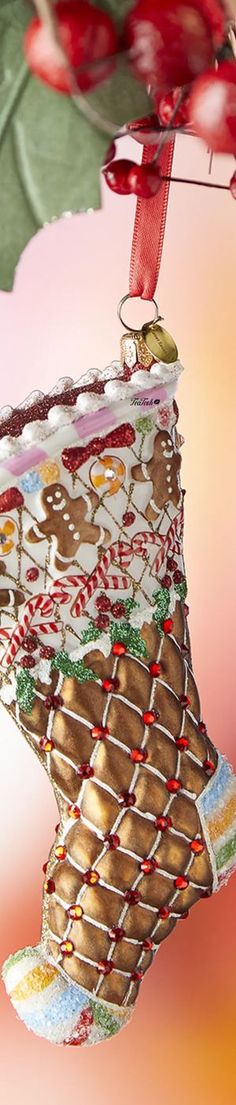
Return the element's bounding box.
[90,454,126,495]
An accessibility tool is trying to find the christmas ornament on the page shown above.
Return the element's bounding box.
[124,0,225,91]
[189,61,236,153]
[24,0,118,95]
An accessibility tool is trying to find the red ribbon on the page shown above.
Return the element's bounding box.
[129,139,175,301]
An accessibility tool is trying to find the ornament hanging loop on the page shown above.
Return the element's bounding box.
[117,293,160,332]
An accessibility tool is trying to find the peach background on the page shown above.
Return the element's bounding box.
[0,135,236,1105]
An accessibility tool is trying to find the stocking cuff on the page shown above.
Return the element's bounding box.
[198,753,236,888]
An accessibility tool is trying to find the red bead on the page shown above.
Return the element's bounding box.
[125,889,141,905]
[175,875,189,890]
[189,62,236,155]
[68,904,83,920]
[39,736,55,752]
[26,567,39,582]
[130,747,148,764]
[112,642,126,656]
[118,791,136,807]
[60,940,74,957]
[176,736,189,751]
[111,602,126,618]
[45,878,55,895]
[95,595,111,612]
[55,845,67,860]
[154,815,172,832]
[40,645,55,659]
[163,618,173,634]
[68,805,81,819]
[91,725,109,741]
[142,937,154,950]
[142,710,158,725]
[83,869,99,886]
[21,655,36,669]
[95,613,110,630]
[128,162,162,199]
[97,959,114,975]
[123,511,136,527]
[77,762,94,778]
[102,677,119,693]
[230,171,236,200]
[104,833,120,850]
[179,694,190,708]
[199,721,207,734]
[42,862,48,874]
[159,905,170,920]
[45,693,63,710]
[108,927,125,942]
[131,969,143,982]
[149,661,161,677]
[140,858,158,874]
[190,839,205,855]
[181,910,189,919]
[166,777,181,793]
[161,574,172,589]
[203,758,216,775]
[22,635,38,653]
[24,0,118,95]
[103,159,135,195]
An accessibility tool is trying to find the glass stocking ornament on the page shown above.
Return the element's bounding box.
[1,322,235,1047]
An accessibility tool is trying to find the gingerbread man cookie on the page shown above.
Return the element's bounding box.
[131,430,181,521]
[26,483,111,571]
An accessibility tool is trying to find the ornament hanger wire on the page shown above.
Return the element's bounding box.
[117,294,160,331]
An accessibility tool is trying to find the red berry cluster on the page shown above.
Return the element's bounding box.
[94,593,127,631]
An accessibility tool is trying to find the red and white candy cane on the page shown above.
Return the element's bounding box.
[1,594,56,668]
[71,542,133,617]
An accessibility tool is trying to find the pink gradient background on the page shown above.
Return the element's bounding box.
[0,135,236,1105]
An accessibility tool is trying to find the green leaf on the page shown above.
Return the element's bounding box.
[153,587,170,634]
[110,619,148,659]
[174,579,188,602]
[0,0,150,291]
[16,668,35,713]
[51,650,99,682]
[80,621,103,645]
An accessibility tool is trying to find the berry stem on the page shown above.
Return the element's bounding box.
[162,175,230,190]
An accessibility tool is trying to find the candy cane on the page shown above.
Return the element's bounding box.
[2,594,55,668]
[71,542,133,617]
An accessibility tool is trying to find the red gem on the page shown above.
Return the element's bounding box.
[154,815,172,832]
[45,878,55,895]
[68,805,81,820]
[108,927,125,942]
[179,694,190,708]
[142,938,154,950]
[131,969,143,981]
[112,642,126,656]
[184,604,189,617]
[68,904,83,920]
[21,655,35,669]
[22,635,38,653]
[149,661,161,677]
[159,906,170,920]
[199,721,207,734]
[176,736,189,751]
[203,758,216,775]
[111,601,126,618]
[45,693,63,709]
[102,677,119,693]
[166,777,181,793]
[91,725,109,741]
[181,910,189,919]
[163,618,173,634]
[125,889,141,905]
[130,747,148,764]
[104,833,120,850]
[55,845,67,860]
[97,959,114,975]
[55,823,60,832]
[123,511,136,527]
[77,763,94,779]
[95,595,111,612]
[190,839,205,855]
[26,567,39,582]
[175,875,189,890]
[40,737,55,752]
[143,710,158,725]
[95,613,110,630]
[140,858,157,874]
[83,869,99,886]
[40,645,55,659]
[161,574,172,589]
[118,791,136,807]
[60,940,74,957]
[42,862,48,874]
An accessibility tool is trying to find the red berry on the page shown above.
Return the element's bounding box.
[103,159,135,195]
[26,567,39,582]
[161,574,172,589]
[95,613,110,630]
[40,645,55,659]
[230,171,236,199]
[111,601,126,618]
[122,511,136,526]
[22,635,38,653]
[45,693,63,709]
[96,594,111,612]
[128,162,162,199]
[21,655,35,669]
[158,88,190,128]
[127,113,160,144]
[189,62,236,154]
[173,570,184,584]
[24,1,118,95]
[125,0,224,91]
[167,557,177,571]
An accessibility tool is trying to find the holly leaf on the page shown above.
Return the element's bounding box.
[0,0,150,292]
